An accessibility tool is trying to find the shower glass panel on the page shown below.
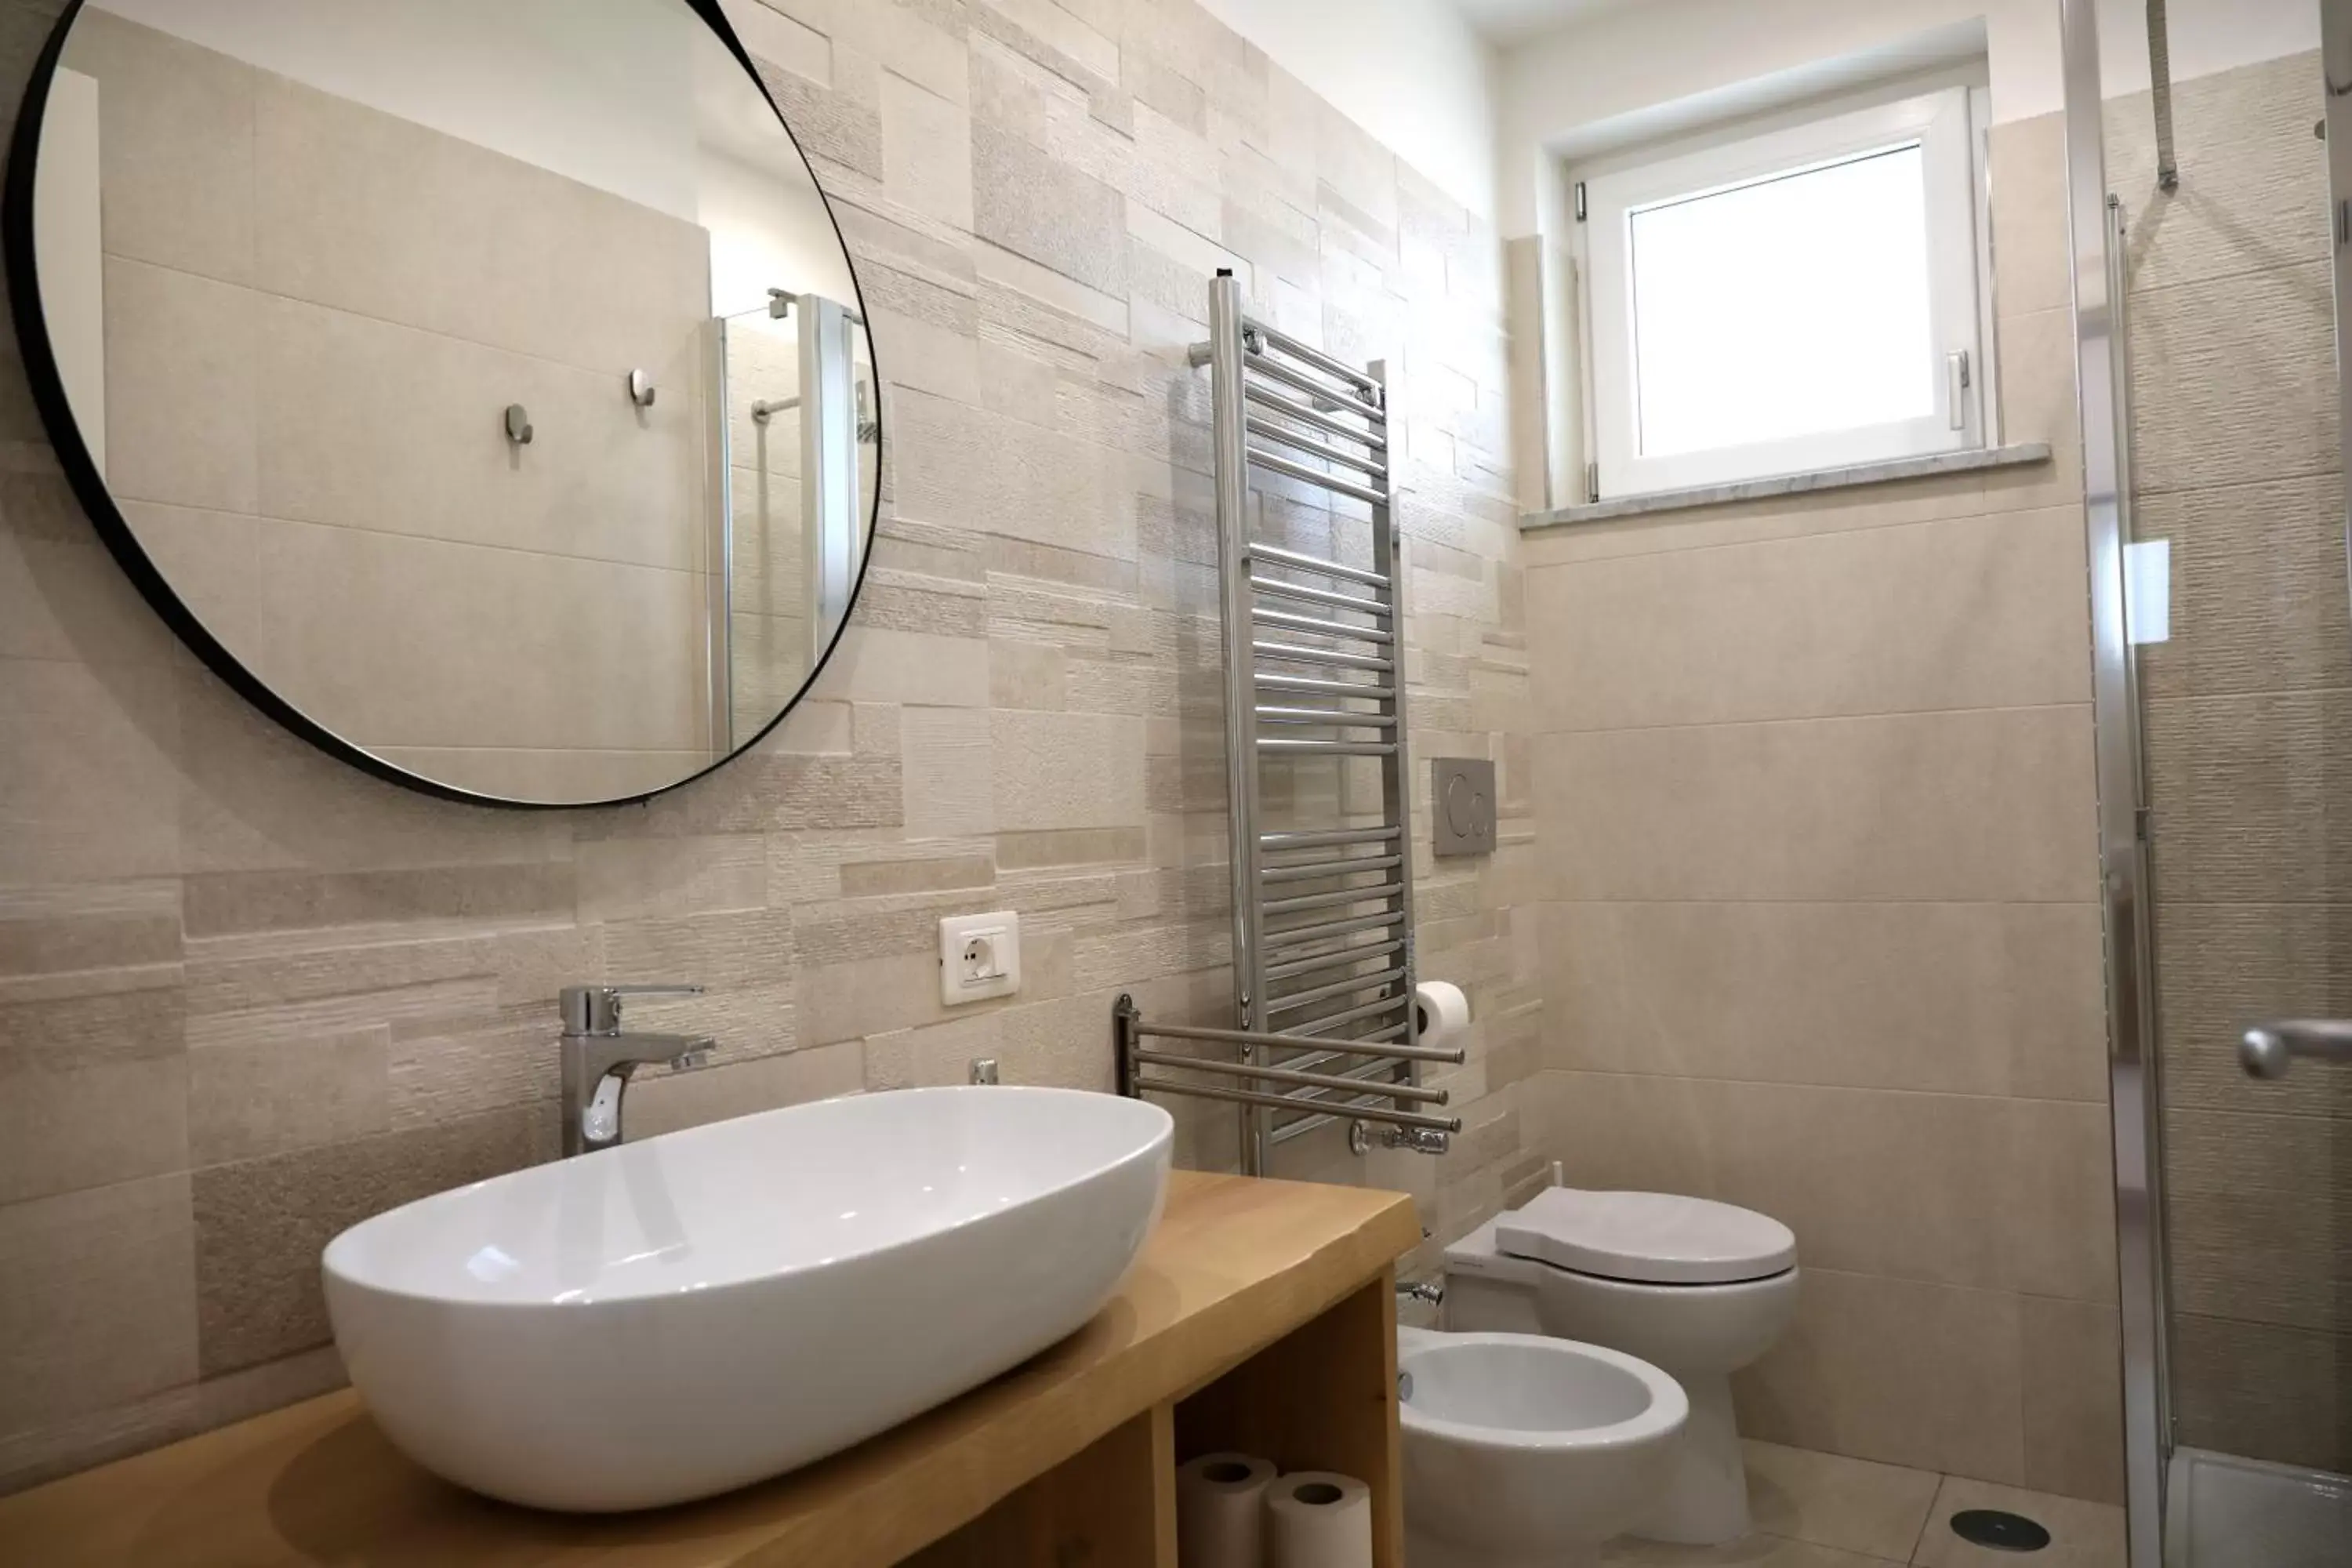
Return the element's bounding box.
[712,293,877,749]
[2071,2,2352,1562]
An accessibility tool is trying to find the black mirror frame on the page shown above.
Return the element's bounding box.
[2,0,883,810]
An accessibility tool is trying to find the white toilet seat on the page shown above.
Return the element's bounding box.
[1495,1189,1795,1286]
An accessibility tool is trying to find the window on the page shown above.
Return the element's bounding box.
[1578,85,1987,498]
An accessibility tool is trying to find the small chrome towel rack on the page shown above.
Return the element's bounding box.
[1117,270,1446,1170]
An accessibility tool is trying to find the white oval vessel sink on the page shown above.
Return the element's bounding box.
[322,1086,1173,1512]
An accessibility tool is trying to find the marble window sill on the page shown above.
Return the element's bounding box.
[1518,442,2055,531]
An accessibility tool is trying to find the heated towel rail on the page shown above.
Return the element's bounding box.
[1116,270,1458,1174]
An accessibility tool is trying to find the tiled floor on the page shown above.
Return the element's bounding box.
[1597,1441,2127,1567]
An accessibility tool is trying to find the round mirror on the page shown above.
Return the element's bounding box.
[5,0,880,806]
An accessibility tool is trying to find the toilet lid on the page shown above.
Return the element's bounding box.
[1494,1189,1796,1286]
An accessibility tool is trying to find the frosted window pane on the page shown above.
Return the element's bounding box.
[1629,144,1935,459]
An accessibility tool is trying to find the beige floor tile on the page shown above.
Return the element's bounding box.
[1911,1475,2125,1567]
[1744,1439,1940,1560]
[1601,1531,1904,1565]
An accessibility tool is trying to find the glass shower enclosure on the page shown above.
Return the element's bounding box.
[2060,1,2352,1562]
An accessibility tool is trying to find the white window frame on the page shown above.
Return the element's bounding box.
[1581,85,1985,499]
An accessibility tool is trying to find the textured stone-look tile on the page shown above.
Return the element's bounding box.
[2143,688,2352,905]
[2164,1103,2352,1333]
[576,834,764,923]
[187,1025,388,1167]
[973,122,1127,296]
[2107,54,2330,298]
[991,710,1144,830]
[194,1105,554,1375]
[1737,1265,2024,1486]
[2169,1312,2352,1472]
[626,1041,863,1139]
[0,1175,196,1433]
[2129,260,2336,498]
[1536,706,2100,904]
[1741,1438,1940,1561]
[902,706,995,838]
[1914,1475,2125,1568]
[181,861,574,938]
[0,881,180,982]
[880,69,973,230]
[2136,471,2352,702]
[1529,507,2091,731]
[0,987,187,1204]
[2152,902,2352,1123]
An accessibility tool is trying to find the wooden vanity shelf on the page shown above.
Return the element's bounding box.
[0,1171,1418,1568]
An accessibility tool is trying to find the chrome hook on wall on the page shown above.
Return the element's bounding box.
[503,403,534,445]
[626,368,656,408]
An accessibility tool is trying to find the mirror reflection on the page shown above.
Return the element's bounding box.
[27,0,878,804]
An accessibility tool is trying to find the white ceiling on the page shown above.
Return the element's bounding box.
[1446,0,1642,47]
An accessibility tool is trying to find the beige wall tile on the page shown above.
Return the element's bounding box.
[65,9,256,286]
[2020,1295,2126,1506]
[1543,899,2107,1102]
[0,1175,196,1434]
[1529,507,2092,732]
[1536,705,2100,904]
[1736,1265,2025,1486]
[1548,1070,2113,1302]
[1987,113,2070,321]
[249,68,707,376]
[100,258,257,515]
[0,657,180,885]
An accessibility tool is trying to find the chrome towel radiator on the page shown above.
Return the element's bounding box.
[1116,270,1460,1174]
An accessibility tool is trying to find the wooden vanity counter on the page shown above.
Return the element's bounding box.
[0,1171,1419,1568]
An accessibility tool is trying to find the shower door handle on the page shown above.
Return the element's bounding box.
[2240,1018,2352,1077]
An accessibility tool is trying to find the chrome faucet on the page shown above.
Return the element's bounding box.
[558,984,713,1156]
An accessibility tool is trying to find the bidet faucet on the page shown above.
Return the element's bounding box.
[558,983,713,1156]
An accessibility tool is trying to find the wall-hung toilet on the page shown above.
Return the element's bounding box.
[1398,1325,1688,1568]
[1444,1189,1798,1546]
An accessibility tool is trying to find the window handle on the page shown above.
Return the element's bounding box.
[1947,350,1972,431]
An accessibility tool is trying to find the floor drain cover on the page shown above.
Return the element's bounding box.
[1951,1509,2053,1552]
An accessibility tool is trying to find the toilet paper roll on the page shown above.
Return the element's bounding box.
[1413,980,1470,1047]
[1263,1471,1373,1568]
[1176,1451,1276,1568]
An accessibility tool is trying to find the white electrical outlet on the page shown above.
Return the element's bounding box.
[938,911,1021,1006]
